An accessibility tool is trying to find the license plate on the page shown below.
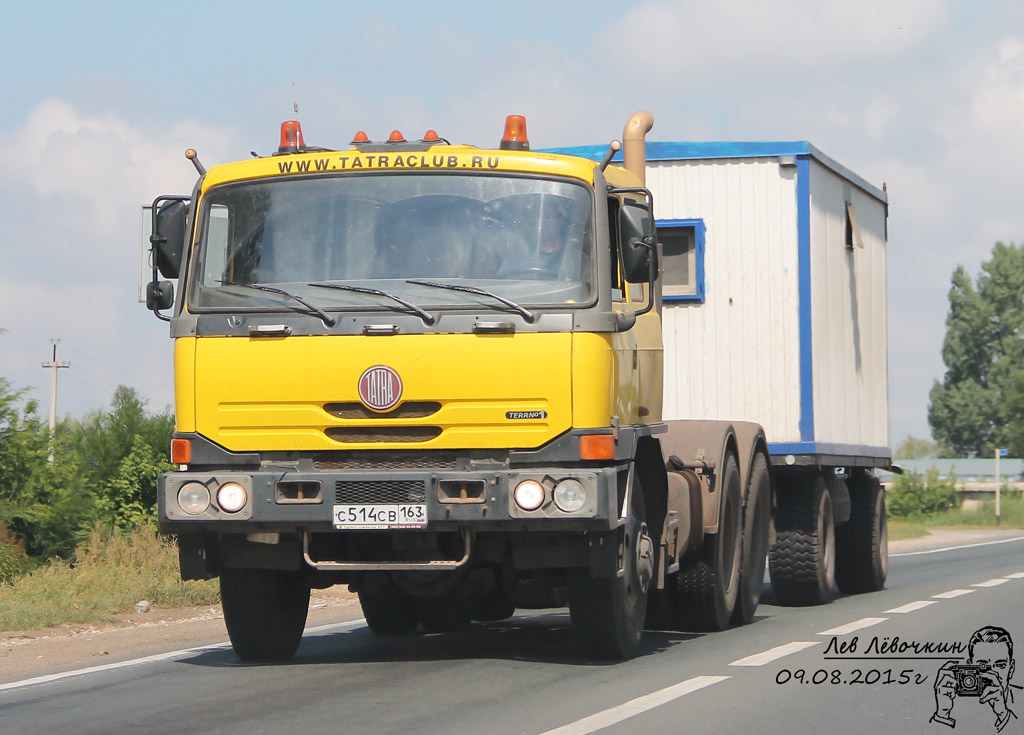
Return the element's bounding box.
[332,504,428,529]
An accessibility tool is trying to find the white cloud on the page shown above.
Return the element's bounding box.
[0,98,233,418]
[603,0,949,83]
[0,98,236,244]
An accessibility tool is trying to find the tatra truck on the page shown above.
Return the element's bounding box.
[143,111,890,661]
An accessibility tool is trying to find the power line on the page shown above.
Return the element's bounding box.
[59,341,156,386]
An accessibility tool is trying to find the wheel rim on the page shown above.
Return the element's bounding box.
[636,522,654,595]
[822,496,835,590]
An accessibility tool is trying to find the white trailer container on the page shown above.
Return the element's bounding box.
[557,141,889,468]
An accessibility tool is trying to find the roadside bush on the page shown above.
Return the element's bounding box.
[0,523,218,631]
[887,468,960,517]
[0,524,31,584]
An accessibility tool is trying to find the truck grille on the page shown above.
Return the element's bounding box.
[325,427,442,443]
[323,401,441,419]
[335,480,427,504]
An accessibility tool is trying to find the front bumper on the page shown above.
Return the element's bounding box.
[158,464,623,535]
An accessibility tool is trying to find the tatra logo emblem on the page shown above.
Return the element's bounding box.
[358,365,403,412]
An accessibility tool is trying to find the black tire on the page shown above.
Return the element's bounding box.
[358,577,419,635]
[731,452,772,625]
[835,473,888,594]
[769,474,835,606]
[220,568,310,661]
[675,452,743,631]
[472,590,516,622]
[416,584,473,633]
[569,474,653,659]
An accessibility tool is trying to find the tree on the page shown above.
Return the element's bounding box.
[929,242,1024,457]
[0,379,175,562]
[894,435,949,459]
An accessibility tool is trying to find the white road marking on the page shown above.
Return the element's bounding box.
[0,644,230,693]
[306,618,366,634]
[932,589,975,599]
[730,641,819,667]
[538,676,730,735]
[818,618,888,636]
[885,600,938,614]
[1005,572,1024,579]
[973,578,1010,587]
[890,535,1024,557]
[0,618,366,694]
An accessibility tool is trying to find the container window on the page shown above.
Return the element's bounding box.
[658,219,705,303]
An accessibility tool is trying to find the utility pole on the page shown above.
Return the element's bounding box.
[995,447,1008,526]
[40,339,70,462]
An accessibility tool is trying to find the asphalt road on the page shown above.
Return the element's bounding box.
[4,534,1024,735]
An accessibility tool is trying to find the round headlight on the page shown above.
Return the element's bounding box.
[553,479,587,513]
[178,482,211,515]
[217,482,248,513]
[513,479,545,511]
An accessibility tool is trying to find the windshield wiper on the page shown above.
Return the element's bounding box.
[406,279,535,323]
[308,282,436,326]
[219,281,336,327]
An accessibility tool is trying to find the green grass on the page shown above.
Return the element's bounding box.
[0,525,219,632]
[886,494,1024,543]
[887,520,931,540]
[928,494,1024,528]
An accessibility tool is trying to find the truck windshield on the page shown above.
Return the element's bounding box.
[189,173,595,313]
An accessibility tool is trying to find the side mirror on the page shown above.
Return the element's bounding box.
[152,198,189,279]
[146,281,174,311]
[619,202,656,283]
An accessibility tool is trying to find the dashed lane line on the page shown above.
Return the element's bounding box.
[885,600,938,614]
[973,578,1011,587]
[932,589,976,599]
[537,676,730,735]
[819,618,888,636]
[1005,572,1024,579]
[730,641,819,667]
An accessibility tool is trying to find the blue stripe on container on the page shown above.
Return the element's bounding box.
[767,442,892,459]
[542,141,887,204]
[796,154,814,442]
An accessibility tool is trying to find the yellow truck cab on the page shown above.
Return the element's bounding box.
[144,112,887,662]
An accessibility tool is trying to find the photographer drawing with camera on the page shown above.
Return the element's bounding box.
[932,626,1019,731]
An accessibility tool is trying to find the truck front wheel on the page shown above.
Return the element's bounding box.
[835,472,887,594]
[569,476,653,659]
[358,575,419,635]
[770,474,835,606]
[220,568,310,661]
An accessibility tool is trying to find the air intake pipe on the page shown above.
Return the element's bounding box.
[622,110,654,186]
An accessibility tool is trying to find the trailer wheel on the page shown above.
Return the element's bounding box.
[770,474,835,606]
[731,452,772,625]
[358,577,419,635]
[569,474,653,659]
[835,473,887,594]
[220,568,310,661]
[675,452,742,631]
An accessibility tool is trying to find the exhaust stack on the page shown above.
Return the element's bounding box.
[622,110,654,186]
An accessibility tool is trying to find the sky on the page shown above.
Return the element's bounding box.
[0,0,1022,447]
